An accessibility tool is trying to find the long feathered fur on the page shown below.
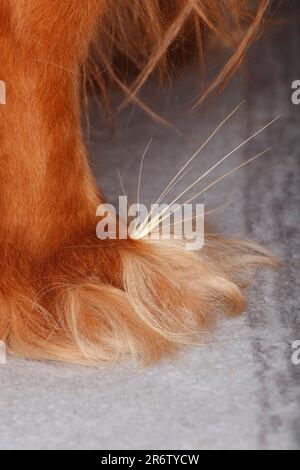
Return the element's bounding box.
[88,0,271,120]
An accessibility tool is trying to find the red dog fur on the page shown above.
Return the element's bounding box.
[0,0,275,364]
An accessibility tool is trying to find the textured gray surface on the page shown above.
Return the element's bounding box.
[0,12,299,450]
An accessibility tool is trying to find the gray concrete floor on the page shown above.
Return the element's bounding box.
[0,8,299,450]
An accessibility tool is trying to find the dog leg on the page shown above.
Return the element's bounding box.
[0,1,275,364]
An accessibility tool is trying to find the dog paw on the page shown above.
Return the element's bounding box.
[0,235,276,364]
